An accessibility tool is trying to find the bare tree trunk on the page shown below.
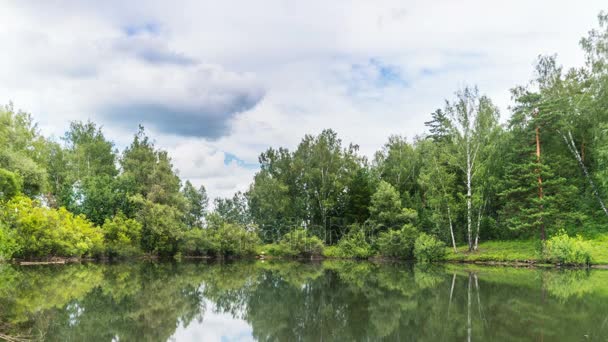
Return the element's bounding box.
[447,205,457,252]
[534,109,546,241]
[473,199,486,251]
[561,130,608,217]
[466,150,473,252]
[433,157,457,252]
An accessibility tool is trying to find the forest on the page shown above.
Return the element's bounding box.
[1,12,608,265]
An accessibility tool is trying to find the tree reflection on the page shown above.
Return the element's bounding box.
[1,261,608,341]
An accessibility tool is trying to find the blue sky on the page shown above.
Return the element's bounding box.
[0,1,605,200]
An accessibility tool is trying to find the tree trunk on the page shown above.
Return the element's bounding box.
[535,117,546,241]
[466,149,473,252]
[473,199,486,251]
[562,130,608,217]
[447,205,457,252]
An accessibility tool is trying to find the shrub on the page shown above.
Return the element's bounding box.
[278,228,324,258]
[211,223,260,257]
[0,168,22,201]
[181,222,260,257]
[375,224,419,259]
[102,212,142,257]
[1,195,104,258]
[324,227,372,259]
[544,230,591,266]
[414,233,446,262]
[0,221,18,261]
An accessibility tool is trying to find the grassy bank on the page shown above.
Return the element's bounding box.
[444,235,608,265]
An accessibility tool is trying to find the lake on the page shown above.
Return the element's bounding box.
[0,260,607,341]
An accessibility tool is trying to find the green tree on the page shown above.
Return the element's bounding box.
[367,180,417,234]
[182,180,209,229]
[0,168,22,201]
[214,191,251,226]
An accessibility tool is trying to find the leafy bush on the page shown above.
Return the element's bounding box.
[375,224,419,259]
[102,212,142,257]
[0,221,18,260]
[181,222,260,257]
[0,168,22,201]
[278,228,324,258]
[414,233,446,262]
[324,227,372,259]
[544,230,591,266]
[1,195,104,258]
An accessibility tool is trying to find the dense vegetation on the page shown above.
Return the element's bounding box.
[1,12,608,263]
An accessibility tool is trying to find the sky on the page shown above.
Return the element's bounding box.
[1,1,606,200]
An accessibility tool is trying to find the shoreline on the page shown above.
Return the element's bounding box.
[5,255,608,269]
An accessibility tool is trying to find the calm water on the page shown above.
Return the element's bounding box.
[1,261,607,341]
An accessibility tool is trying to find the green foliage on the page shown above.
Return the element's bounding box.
[180,222,260,257]
[0,221,18,261]
[102,212,142,257]
[0,168,22,201]
[375,224,420,259]
[414,233,446,262]
[214,191,250,225]
[130,195,185,256]
[0,149,47,197]
[544,230,592,266]
[368,181,417,233]
[323,225,372,259]
[0,195,103,258]
[182,180,208,228]
[278,228,325,258]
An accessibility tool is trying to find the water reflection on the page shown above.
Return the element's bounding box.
[0,261,607,341]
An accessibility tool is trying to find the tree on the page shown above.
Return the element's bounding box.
[182,180,209,229]
[0,168,22,201]
[417,139,458,251]
[367,180,417,234]
[214,191,251,226]
[373,136,421,209]
[436,87,499,251]
[0,105,48,197]
[247,172,291,242]
[292,129,361,242]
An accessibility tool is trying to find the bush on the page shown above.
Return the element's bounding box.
[324,227,372,259]
[414,233,446,262]
[375,224,419,259]
[1,195,104,258]
[102,212,142,258]
[0,168,22,201]
[544,230,591,266]
[0,221,18,261]
[278,228,324,258]
[180,222,260,257]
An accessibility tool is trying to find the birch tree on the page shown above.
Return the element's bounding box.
[441,87,499,251]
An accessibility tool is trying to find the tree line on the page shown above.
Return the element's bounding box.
[1,11,608,260]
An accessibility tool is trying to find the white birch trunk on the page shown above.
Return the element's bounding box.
[561,131,608,217]
[447,205,457,252]
[473,199,485,251]
[466,143,473,252]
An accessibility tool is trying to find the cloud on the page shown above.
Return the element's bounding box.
[1,0,606,200]
[98,63,265,139]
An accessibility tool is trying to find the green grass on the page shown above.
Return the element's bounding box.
[445,240,539,263]
[445,235,608,265]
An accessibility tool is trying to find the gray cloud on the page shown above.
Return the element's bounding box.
[102,90,263,139]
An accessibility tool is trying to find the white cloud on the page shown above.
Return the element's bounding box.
[0,1,605,200]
